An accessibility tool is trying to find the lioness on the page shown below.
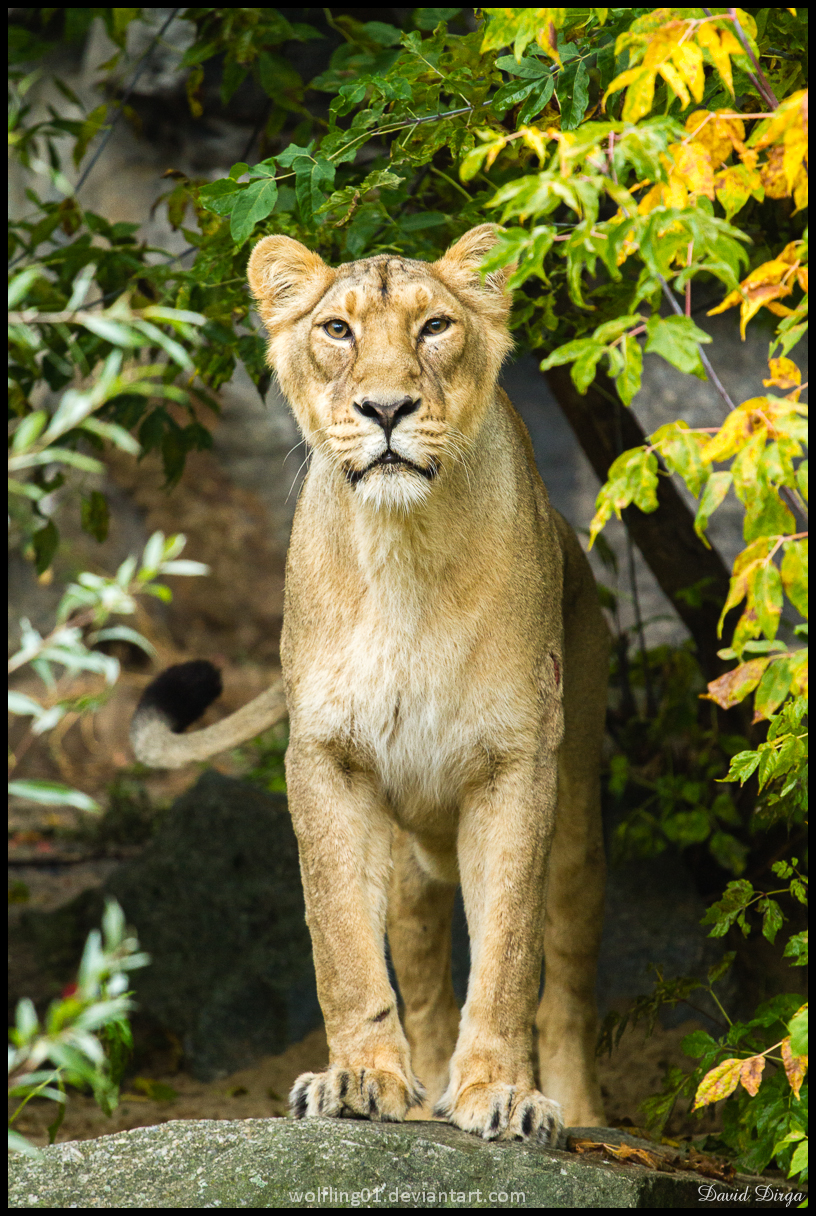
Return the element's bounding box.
[131,225,608,1143]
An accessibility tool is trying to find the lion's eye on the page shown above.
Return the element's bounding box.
[421,317,450,336]
[324,319,351,339]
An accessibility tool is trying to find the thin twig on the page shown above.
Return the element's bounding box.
[75,9,182,194]
[726,8,779,109]
[658,277,736,414]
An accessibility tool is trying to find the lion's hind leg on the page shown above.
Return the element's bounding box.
[536,566,608,1128]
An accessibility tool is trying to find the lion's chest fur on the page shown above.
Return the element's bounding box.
[285,516,548,832]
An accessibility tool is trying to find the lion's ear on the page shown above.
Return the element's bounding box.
[432,224,515,311]
[247,235,334,327]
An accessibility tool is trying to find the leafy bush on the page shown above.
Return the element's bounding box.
[8,898,149,1156]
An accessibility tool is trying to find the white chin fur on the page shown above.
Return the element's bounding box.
[354,465,433,512]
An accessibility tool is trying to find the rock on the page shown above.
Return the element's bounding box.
[8,1118,781,1209]
[12,772,320,1080]
[597,853,738,1030]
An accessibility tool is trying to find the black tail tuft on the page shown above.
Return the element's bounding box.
[136,661,223,733]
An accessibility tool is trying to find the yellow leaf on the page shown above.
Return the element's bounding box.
[693,1058,742,1110]
[791,654,808,697]
[731,426,767,503]
[748,257,796,286]
[535,12,563,68]
[763,357,801,392]
[658,59,691,110]
[672,40,704,103]
[783,124,808,194]
[707,287,742,317]
[604,66,655,123]
[670,140,715,199]
[751,88,807,151]
[764,301,796,320]
[695,24,735,97]
[708,259,798,337]
[685,109,745,167]
[520,126,548,161]
[485,135,509,170]
[738,1054,766,1097]
[779,240,804,265]
[761,145,789,199]
[665,174,689,209]
[781,1037,808,1101]
[714,163,763,218]
[742,285,794,337]
[703,658,769,709]
[793,167,808,212]
[701,401,765,463]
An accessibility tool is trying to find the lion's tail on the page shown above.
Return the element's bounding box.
[129,660,287,769]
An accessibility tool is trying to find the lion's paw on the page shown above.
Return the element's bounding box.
[290,1066,425,1123]
[434,1083,563,1144]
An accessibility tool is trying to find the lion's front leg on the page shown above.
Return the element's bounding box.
[286,741,424,1123]
[435,752,563,1145]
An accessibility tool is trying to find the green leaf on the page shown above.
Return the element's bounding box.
[788,1007,808,1056]
[9,448,105,475]
[723,749,761,784]
[757,897,784,944]
[8,264,45,309]
[297,156,336,224]
[78,315,142,347]
[495,53,551,79]
[8,691,46,718]
[198,179,243,217]
[32,519,59,574]
[90,626,155,657]
[8,1128,42,1159]
[80,490,109,543]
[694,472,732,542]
[790,1140,808,1176]
[540,337,602,374]
[752,656,794,721]
[753,561,783,641]
[616,332,643,406]
[796,459,807,503]
[230,178,279,245]
[644,315,712,380]
[11,410,48,453]
[783,932,808,968]
[563,59,590,131]
[781,539,808,618]
[571,344,605,394]
[412,9,462,31]
[8,779,100,812]
[651,422,707,498]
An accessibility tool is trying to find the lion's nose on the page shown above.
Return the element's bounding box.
[353,396,420,439]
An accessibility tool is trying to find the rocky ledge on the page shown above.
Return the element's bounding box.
[9,1119,797,1208]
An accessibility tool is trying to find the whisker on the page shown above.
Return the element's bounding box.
[286,447,317,502]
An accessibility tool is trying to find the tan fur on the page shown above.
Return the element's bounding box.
[133,225,609,1140]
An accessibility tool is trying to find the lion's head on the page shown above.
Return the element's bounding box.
[247,225,514,511]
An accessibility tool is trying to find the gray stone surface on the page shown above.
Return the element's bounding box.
[8,1118,771,1209]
